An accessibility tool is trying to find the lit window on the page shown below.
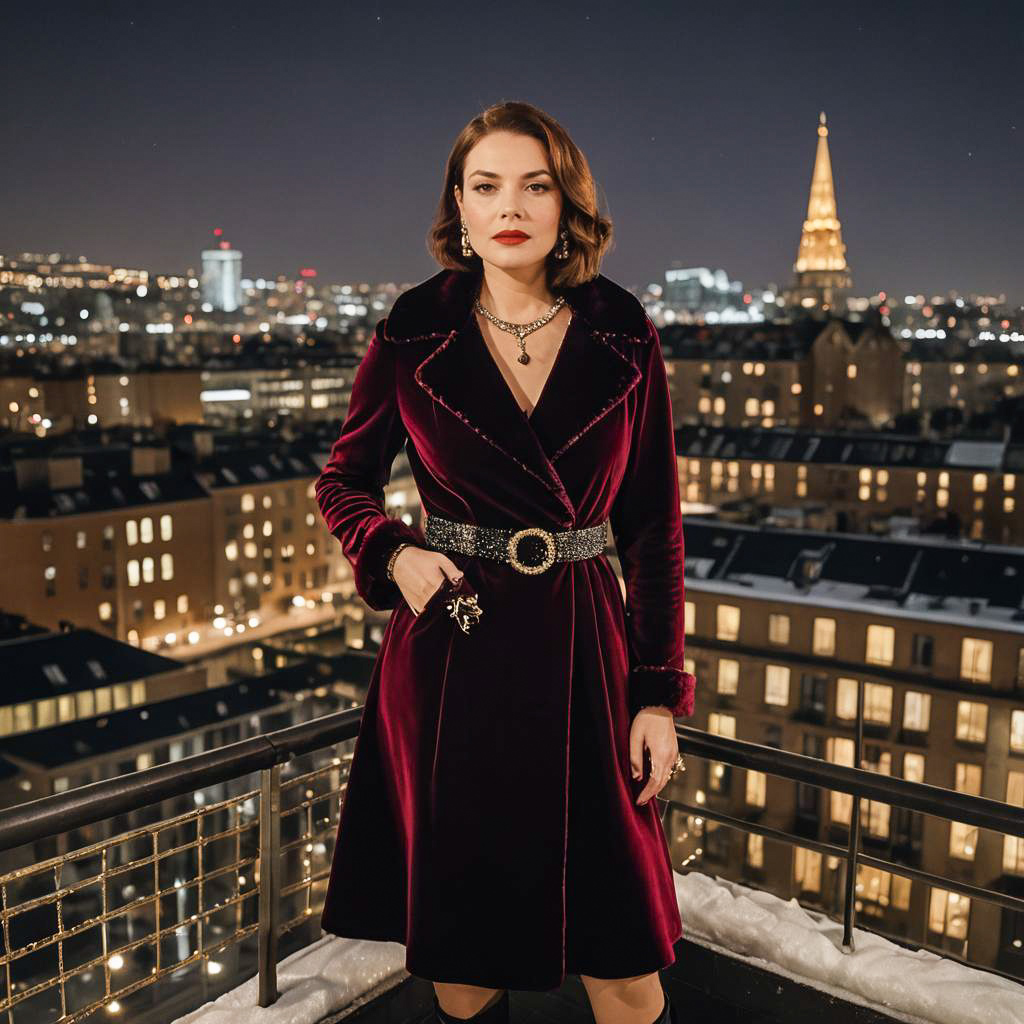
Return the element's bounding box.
[955,762,982,796]
[949,822,978,860]
[225,540,238,561]
[768,613,790,645]
[764,665,790,706]
[112,684,131,710]
[746,833,763,867]
[903,691,931,732]
[745,770,766,807]
[241,493,255,512]
[127,560,140,587]
[77,691,95,718]
[262,520,273,537]
[865,624,895,666]
[140,517,153,544]
[863,683,892,724]
[131,682,146,705]
[928,890,970,939]
[126,520,138,546]
[717,659,739,695]
[707,713,736,738]
[161,553,174,581]
[177,594,189,614]
[1004,772,1024,874]
[716,605,740,642]
[812,617,836,656]
[160,514,172,541]
[142,557,154,583]
[960,637,993,684]
[98,602,113,621]
[76,531,86,549]
[154,599,166,620]
[836,678,858,719]
[903,753,925,783]
[955,701,988,744]
[14,704,34,733]
[827,736,855,823]
[685,601,695,635]
[794,847,821,892]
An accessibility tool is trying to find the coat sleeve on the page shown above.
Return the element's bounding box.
[609,315,696,718]
[315,318,426,611]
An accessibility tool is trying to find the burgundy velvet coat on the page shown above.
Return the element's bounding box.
[315,266,696,990]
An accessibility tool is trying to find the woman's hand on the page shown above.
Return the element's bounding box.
[630,705,679,806]
[392,545,465,615]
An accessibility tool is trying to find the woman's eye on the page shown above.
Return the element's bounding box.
[473,183,549,193]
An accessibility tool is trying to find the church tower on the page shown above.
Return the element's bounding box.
[783,111,853,316]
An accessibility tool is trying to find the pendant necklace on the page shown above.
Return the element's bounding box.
[474,291,567,364]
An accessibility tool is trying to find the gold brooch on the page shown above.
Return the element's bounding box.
[445,591,483,634]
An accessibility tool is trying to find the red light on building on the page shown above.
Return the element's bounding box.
[184,314,193,325]
[213,228,223,237]
[299,268,317,279]
[742,293,751,304]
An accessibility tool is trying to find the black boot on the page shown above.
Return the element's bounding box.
[433,988,509,1023]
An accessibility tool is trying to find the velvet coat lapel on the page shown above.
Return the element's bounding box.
[383,267,648,520]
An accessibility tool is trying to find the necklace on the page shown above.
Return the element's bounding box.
[474,291,567,364]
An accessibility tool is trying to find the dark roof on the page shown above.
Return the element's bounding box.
[0,627,186,703]
[0,466,207,519]
[194,448,320,489]
[676,426,1007,471]
[682,519,1024,611]
[0,662,326,768]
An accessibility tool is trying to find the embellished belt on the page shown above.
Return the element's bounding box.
[423,512,609,576]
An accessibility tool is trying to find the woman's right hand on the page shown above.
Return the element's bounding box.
[392,545,465,615]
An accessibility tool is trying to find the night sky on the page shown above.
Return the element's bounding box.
[5,1,1021,302]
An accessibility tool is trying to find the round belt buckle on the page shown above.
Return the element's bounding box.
[507,527,556,575]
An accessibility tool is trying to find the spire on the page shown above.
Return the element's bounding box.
[794,111,849,274]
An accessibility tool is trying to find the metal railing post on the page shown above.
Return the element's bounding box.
[258,764,281,1007]
[842,678,865,951]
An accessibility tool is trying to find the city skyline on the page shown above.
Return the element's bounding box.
[4,1,1022,303]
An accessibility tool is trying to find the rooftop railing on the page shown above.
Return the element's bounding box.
[0,703,1021,1022]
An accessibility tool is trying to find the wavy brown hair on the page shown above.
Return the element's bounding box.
[427,100,613,289]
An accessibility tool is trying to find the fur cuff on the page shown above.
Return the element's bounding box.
[355,516,427,610]
[628,665,697,718]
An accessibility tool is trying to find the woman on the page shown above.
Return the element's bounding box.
[316,100,696,1024]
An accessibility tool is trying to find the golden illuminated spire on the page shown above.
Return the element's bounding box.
[794,112,848,274]
[783,111,852,316]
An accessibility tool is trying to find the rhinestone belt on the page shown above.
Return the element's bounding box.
[423,512,609,575]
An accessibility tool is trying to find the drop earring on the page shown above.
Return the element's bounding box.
[461,218,474,258]
[554,228,569,260]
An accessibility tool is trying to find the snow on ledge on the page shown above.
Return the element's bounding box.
[677,871,1024,1024]
[173,871,1024,1024]
[172,935,407,1024]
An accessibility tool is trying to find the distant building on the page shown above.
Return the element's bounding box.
[201,245,243,313]
[0,625,206,747]
[664,267,745,317]
[675,518,1024,972]
[676,424,1023,544]
[660,317,904,430]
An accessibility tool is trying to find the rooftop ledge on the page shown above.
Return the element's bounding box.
[174,871,1024,1024]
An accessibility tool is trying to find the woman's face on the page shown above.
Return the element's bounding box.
[455,130,563,274]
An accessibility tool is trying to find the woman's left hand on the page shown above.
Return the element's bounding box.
[630,706,679,806]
